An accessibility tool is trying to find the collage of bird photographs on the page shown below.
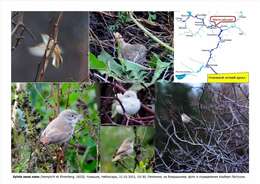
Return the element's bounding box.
[11,11,249,174]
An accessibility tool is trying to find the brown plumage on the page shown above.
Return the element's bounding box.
[114,32,147,64]
[40,109,82,145]
[112,138,134,162]
[29,34,63,69]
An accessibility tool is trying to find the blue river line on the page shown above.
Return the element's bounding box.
[176,11,241,80]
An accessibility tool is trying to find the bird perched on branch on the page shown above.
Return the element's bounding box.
[181,113,192,123]
[114,32,147,64]
[112,138,134,162]
[40,109,83,145]
[115,90,141,115]
[29,33,63,68]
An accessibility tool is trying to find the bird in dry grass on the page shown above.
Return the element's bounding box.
[114,32,147,64]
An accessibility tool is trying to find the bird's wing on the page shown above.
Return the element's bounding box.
[40,118,72,144]
[28,44,46,57]
[117,93,123,100]
[122,98,140,115]
[116,140,132,155]
[41,34,50,44]
[52,54,56,68]
[122,44,147,60]
[52,45,63,68]
[121,45,136,61]
[115,93,124,107]
[112,140,133,162]
[42,127,71,144]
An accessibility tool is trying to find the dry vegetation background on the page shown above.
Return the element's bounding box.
[155,83,249,173]
[89,12,174,84]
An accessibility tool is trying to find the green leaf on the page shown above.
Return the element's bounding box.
[148,12,157,22]
[151,53,171,83]
[121,59,149,82]
[98,50,123,76]
[89,52,107,70]
[92,51,170,85]
[129,54,171,91]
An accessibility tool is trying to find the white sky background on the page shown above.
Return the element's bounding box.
[1,1,260,184]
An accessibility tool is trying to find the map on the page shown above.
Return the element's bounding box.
[174,11,247,83]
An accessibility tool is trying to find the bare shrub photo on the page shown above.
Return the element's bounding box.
[154,82,249,173]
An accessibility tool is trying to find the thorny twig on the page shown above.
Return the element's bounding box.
[11,12,36,51]
[154,84,249,173]
[100,82,154,125]
[35,12,63,81]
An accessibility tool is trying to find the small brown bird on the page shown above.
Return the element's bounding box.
[114,32,147,64]
[112,138,134,162]
[29,33,63,68]
[40,109,83,145]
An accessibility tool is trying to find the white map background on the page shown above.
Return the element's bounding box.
[174,11,248,83]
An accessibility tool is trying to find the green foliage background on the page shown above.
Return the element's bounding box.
[11,83,99,173]
[89,12,174,90]
[100,126,154,173]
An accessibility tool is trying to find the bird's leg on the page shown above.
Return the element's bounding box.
[126,116,129,126]
[125,114,130,126]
